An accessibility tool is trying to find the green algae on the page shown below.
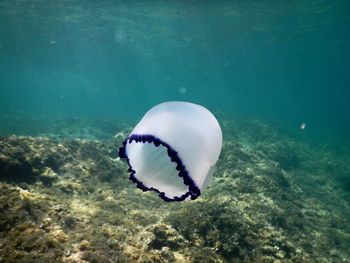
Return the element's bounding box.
[0,118,349,262]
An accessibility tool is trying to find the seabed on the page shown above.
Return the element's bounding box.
[0,117,349,262]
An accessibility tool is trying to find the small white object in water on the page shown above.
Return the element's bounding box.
[178,87,187,94]
[118,101,222,202]
[114,132,124,139]
[114,26,127,45]
[300,123,306,130]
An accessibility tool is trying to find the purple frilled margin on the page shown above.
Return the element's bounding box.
[118,134,201,202]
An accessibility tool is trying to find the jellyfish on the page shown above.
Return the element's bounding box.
[118,101,222,202]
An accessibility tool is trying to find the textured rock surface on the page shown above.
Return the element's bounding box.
[0,118,349,262]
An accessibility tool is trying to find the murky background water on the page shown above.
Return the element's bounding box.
[0,1,350,262]
[1,0,349,137]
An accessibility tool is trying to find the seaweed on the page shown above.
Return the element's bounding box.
[0,118,349,262]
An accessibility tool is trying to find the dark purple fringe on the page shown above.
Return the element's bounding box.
[118,134,201,202]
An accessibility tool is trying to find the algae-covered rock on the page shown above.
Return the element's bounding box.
[148,224,185,250]
[0,118,349,263]
[166,201,257,260]
[0,154,35,182]
[0,185,65,262]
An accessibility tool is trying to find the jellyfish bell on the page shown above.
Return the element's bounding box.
[118,101,222,202]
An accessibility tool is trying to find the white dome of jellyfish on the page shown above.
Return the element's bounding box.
[118,101,222,202]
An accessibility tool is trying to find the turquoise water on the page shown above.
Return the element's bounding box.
[1,0,349,137]
[1,1,350,262]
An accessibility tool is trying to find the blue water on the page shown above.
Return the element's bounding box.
[0,0,349,138]
[1,2,350,262]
